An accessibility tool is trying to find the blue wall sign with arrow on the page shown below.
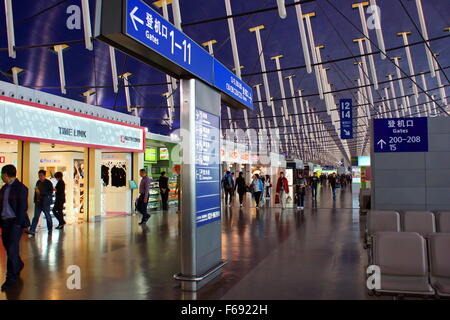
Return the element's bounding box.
[373,117,428,153]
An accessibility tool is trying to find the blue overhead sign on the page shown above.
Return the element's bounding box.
[213,60,253,110]
[195,109,221,227]
[339,99,353,139]
[125,0,214,84]
[374,117,428,153]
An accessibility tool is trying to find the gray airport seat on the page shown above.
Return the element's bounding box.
[428,233,450,297]
[373,232,435,296]
[436,212,450,233]
[402,211,436,237]
[367,210,401,237]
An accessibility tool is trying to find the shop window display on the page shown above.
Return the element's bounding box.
[101,154,132,215]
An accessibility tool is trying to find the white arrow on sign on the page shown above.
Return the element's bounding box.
[130,6,144,31]
[377,139,386,149]
[344,129,350,136]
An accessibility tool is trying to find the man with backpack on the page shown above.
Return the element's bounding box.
[221,171,234,207]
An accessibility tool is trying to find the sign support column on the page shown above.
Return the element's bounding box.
[176,79,225,292]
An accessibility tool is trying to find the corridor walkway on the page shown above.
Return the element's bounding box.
[0,183,372,300]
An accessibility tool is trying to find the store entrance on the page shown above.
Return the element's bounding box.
[40,143,86,224]
[0,138,19,185]
[0,139,87,226]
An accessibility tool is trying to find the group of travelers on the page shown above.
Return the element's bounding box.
[223,170,353,209]
[0,165,67,290]
[221,171,272,209]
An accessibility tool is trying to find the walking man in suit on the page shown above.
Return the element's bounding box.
[0,165,30,290]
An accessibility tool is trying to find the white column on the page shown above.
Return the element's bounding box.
[17,141,40,222]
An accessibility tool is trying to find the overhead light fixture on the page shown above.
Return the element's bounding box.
[414,0,435,78]
[2,67,24,85]
[81,0,93,50]
[82,89,96,105]
[352,1,379,89]
[294,0,312,74]
[4,0,16,59]
[49,44,69,95]
[397,31,420,116]
[201,40,217,56]
[302,12,324,100]
[250,25,277,125]
[276,0,287,19]
[119,72,133,113]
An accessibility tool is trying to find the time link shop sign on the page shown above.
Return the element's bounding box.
[0,97,145,152]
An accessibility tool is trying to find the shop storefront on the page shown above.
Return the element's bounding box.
[0,88,145,225]
[220,140,251,184]
[143,133,181,210]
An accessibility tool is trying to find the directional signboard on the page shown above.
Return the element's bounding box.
[374,117,428,153]
[95,0,253,110]
[213,60,253,110]
[339,99,353,139]
[195,109,221,227]
[125,0,214,84]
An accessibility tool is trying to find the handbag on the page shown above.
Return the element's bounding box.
[275,194,280,204]
[286,195,292,203]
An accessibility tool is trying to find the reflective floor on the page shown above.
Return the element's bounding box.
[0,183,374,300]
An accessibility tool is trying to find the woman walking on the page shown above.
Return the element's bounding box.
[53,172,66,229]
[264,175,271,201]
[234,172,247,207]
[275,172,289,209]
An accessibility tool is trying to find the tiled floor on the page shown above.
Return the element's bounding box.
[0,183,374,300]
